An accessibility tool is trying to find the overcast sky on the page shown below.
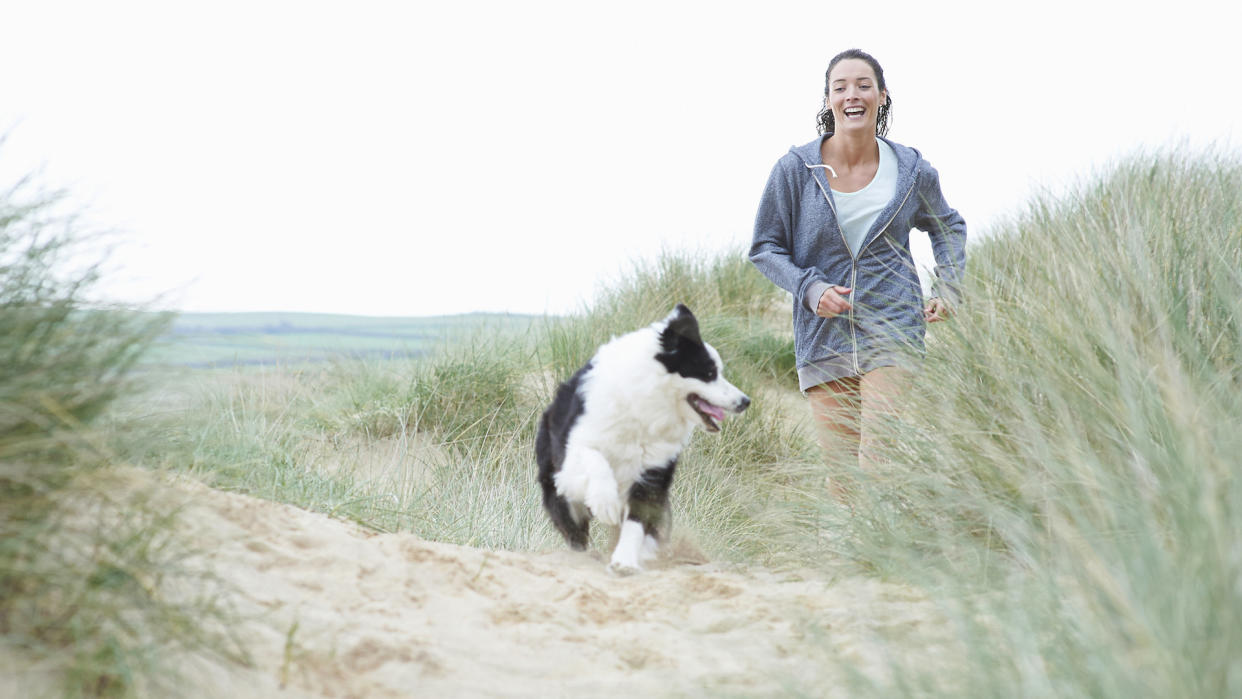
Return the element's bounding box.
[2,0,1237,317]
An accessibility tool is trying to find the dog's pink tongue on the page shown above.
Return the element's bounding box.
[699,400,726,421]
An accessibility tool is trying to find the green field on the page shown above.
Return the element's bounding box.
[144,311,541,367]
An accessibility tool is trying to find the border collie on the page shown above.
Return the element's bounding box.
[535,304,750,575]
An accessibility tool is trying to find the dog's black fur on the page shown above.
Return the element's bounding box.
[535,362,593,549]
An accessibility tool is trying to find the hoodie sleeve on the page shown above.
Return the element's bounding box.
[912,162,967,304]
[749,156,831,312]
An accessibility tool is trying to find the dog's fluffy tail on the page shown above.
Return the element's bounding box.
[536,414,590,550]
[541,486,589,551]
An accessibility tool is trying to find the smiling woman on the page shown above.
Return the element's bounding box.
[749,48,967,502]
[816,48,893,140]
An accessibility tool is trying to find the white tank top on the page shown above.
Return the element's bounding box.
[831,139,898,257]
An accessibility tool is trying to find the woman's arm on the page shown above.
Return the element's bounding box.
[749,158,833,312]
[912,163,967,305]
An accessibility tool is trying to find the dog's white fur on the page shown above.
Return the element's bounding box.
[549,311,749,575]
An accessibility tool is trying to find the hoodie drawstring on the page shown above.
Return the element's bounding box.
[805,163,838,178]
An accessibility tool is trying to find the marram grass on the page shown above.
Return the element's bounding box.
[840,147,1242,697]
[1,171,243,697]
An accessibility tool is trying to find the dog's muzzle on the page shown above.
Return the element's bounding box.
[688,393,750,433]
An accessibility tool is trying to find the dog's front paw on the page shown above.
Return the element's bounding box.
[607,559,642,577]
[608,520,646,575]
[585,487,623,526]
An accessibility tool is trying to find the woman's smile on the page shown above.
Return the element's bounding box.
[828,58,884,133]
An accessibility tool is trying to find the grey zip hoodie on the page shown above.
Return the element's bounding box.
[749,135,966,389]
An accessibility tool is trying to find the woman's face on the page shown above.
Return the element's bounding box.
[826,58,885,136]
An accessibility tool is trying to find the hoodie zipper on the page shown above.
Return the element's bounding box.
[807,163,916,375]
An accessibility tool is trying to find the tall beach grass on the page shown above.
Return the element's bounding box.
[837,147,1242,697]
[1,171,244,696]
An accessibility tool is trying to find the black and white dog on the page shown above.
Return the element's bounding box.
[535,304,750,575]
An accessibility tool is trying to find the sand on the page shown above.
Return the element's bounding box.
[7,468,954,697]
[131,472,953,698]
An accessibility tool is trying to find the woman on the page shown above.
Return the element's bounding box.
[749,49,966,498]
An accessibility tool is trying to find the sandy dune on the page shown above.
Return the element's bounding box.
[146,474,950,697]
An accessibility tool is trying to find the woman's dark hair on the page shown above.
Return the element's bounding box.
[816,48,892,137]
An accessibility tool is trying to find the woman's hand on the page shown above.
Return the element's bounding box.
[924,297,951,323]
[816,285,852,318]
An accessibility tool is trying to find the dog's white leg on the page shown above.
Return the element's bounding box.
[582,449,624,525]
[608,520,646,576]
[555,447,623,525]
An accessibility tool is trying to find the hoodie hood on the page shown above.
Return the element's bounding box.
[789,134,921,198]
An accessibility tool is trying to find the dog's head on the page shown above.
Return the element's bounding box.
[654,304,751,433]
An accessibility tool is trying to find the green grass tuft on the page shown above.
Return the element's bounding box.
[1,167,243,697]
[838,146,1242,697]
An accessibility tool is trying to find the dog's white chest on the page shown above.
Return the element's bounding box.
[594,434,686,485]
[639,430,689,465]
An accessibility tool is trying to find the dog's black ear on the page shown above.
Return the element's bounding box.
[656,304,716,378]
[659,304,701,353]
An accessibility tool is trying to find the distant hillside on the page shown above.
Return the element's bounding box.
[145,311,541,368]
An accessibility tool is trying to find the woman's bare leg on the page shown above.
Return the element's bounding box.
[806,377,861,502]
[858,365,912,469]
[808,366,912,502]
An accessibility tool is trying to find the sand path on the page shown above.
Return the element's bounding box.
[162,476,948,697]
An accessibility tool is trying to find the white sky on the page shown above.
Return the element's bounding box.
[2,0,1237,317]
